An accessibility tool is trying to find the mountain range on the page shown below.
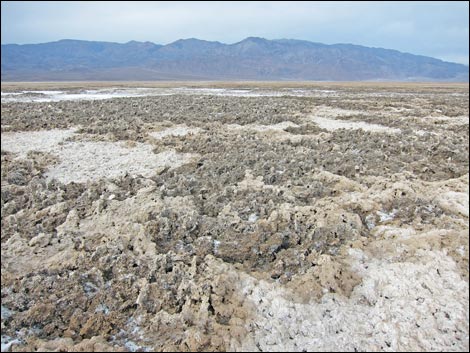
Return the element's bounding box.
[1,37,468,81]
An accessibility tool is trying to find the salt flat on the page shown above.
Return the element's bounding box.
[1,82,468,352]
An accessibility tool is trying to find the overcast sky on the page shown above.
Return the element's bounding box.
[1,1,469,65]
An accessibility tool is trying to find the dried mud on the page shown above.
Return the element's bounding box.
[1,83,469,352]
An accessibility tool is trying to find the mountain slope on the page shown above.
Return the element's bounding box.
[1,37,468,81]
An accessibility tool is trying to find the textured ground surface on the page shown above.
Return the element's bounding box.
[1,82,469,352]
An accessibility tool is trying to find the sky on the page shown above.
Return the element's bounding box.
[1,1,469,65]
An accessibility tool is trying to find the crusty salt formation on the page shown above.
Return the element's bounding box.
[1,83,468,352]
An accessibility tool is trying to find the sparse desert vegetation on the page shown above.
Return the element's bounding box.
[1,82,468,352]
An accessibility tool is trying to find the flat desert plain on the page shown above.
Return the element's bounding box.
[1,82,469,352]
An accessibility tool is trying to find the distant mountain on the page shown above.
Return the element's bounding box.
[1,37,468,81]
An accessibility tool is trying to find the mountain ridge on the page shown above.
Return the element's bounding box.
[2,37,468,81]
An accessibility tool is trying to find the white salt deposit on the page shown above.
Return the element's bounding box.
[376,209,397,222]
[1,87,340,103]
[1,336,22,352]
[172,87,282,97]
[1,129,197,184]
[46,143,196,184]
[1,92,23,96]
[213,240,221,254]
[1,306,13,320]
[249,121,299,132]
[149,125,201,139]
[227,121,299,132]
[436,191,469,217]
[311,116,401,134]
[236,248,469,352]
[1,128,77,157]
[424,115,469,126]
[312,106,368,118]
[0,89,156,103]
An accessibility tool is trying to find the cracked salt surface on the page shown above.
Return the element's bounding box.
[1,336,22,352]
[1,129,197,184]
[1,128,77,157]
[311,116,401,134]
[238,248,469,352]
[436,191,469,217]
[149,125,201,139]
[227,121,299,133]
[46,143,196,184]
[1,306,13,320]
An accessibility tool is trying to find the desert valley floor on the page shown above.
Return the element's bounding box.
[1,82,469,352]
